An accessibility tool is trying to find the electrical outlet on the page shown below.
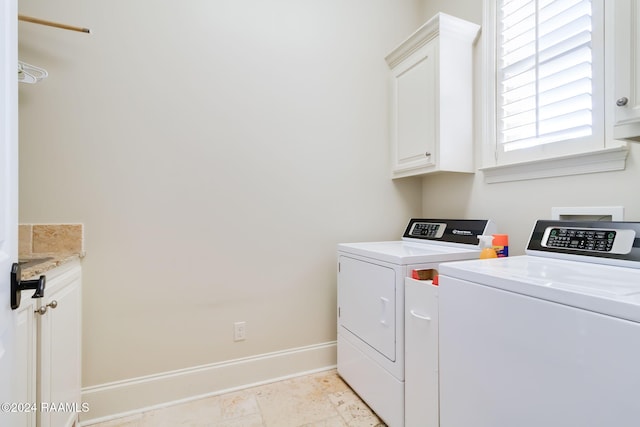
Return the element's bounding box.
[234,321,246,341]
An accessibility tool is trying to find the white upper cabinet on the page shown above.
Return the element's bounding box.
[385,13,480,179]
[613,0,640,142]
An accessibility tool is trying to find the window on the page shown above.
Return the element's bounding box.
[481,0,627,182]
[499,0,594,152]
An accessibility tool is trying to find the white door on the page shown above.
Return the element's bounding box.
[337,256,396,361]
[0,0,20,422]
[391,40,437,174]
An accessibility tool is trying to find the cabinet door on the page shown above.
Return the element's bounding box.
[613,0,640,140]
[39,271,81,427]
[405,278,439,427]
[391,41,437,175]
[13,294,37,427]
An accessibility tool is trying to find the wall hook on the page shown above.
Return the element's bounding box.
[10,263,46,310]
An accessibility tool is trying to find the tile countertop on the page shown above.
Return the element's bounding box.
[19,253,82,280]
[19,223,85,280]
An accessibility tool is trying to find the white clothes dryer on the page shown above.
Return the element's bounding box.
[438,220,640,427]
[337,218,496,427]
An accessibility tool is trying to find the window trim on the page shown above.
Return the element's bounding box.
[481,0,628,183]
[480,145,628,183]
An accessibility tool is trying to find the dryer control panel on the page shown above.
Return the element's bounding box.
[402,218,497,246]
[527,220,640,268]
[407,222,447,239]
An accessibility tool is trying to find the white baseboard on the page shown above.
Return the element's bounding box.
[79,341,337,426]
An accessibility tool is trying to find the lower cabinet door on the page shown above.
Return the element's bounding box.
[405,277,439,427]
[13,293,37,427]
[38,265,82,427]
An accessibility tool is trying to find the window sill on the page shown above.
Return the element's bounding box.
[479,145,629,184]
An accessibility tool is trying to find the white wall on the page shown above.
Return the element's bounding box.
[17,0,423,417]
[418,0,640,254]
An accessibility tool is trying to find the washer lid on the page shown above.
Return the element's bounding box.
[338,241,481,265]
[440,256,640,323]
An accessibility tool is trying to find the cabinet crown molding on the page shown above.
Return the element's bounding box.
[385,12,480,69]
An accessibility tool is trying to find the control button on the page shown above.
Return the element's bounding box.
[547,227,617,253]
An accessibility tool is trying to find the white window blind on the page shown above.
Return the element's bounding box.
[498,0,594,152]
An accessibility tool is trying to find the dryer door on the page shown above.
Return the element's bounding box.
[338,256,396,361]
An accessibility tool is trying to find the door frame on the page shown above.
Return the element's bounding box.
[0,0,20,409]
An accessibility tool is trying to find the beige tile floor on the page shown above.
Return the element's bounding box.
[88,370,386,427]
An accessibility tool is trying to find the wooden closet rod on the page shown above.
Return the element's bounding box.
[18,14,91,34]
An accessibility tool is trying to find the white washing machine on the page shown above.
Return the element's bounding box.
[337,218,497,427]
[438,220,640,427]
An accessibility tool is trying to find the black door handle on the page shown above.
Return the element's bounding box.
[10,263,46,310]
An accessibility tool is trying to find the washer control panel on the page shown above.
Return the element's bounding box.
[527,220,640,267]
[542,227,635,254]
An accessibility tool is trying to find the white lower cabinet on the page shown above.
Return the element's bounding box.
[404,277,439,427]
[15,260,82,427]
[37,261,82,427]
[14,293,37,427]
